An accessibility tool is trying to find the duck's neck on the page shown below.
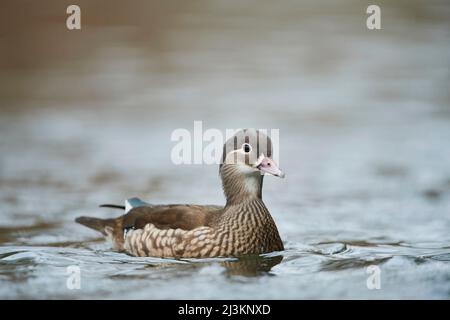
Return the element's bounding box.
[220,164,264,206]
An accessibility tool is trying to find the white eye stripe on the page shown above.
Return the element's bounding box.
[223,144,252,164]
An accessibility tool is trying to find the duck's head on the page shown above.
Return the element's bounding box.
[220,129,284,204]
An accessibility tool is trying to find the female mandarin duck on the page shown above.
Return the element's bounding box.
[76,129,285,258]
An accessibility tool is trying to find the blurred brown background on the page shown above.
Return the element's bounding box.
[1,0,448,110]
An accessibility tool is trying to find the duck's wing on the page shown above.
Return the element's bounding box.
[122,203,223,231]
[76,197,222,235]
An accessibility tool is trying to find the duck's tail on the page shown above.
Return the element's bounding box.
[76,198,145,236]
[75,216,117,236]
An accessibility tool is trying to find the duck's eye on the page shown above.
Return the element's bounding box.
[242,143,252,153]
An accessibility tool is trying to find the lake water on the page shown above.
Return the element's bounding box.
[0,0,449,299]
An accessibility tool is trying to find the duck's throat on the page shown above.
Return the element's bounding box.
[220,165,264,205]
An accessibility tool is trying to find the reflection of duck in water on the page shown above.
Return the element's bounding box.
[220,254,283,276]
[76,129,285,258]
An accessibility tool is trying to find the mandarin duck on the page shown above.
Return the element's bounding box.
[76,129,285,258]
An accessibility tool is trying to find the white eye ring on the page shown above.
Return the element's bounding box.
[242,143,252,153]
